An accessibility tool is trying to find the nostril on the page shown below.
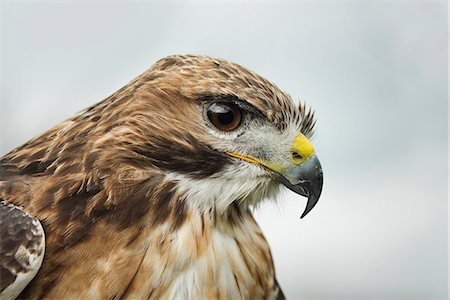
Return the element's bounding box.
[292,152,303,161]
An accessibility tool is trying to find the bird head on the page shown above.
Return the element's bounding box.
[102,55,323,218]
[57,55,323,221]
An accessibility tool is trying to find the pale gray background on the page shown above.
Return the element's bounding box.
[1,2,448,299]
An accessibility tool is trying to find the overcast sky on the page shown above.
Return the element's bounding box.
[1,2,448,299]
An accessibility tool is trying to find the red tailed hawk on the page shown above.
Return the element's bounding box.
[0,55,323,299]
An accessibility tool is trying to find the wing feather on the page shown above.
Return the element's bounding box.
[0,201,45,300]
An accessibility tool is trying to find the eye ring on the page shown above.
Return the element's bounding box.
[207,102,242,132]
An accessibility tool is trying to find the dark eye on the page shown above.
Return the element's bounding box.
[207,102,242,132]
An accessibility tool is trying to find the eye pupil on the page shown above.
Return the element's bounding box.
[218,110,234,125]
[207,102,242,131]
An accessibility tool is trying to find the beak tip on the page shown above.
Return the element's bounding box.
[278,154,323,219]
[300,194,321,219]
[300,210,314,219]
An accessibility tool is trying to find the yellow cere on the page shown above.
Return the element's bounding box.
[226,133,315,171]
[292,133,315,165]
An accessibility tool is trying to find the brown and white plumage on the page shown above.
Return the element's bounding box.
[0,201,45,300]
[0,55,322,299]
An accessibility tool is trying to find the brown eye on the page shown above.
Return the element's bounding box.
[207,102,242,131]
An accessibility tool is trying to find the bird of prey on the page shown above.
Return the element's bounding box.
[0,55,323,299]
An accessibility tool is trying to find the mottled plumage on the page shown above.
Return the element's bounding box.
[0,55,322,299]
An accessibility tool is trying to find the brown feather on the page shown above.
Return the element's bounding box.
[0,55,309,299]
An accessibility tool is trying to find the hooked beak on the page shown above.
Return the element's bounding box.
[278,154,323,218]
[227,133,323,218]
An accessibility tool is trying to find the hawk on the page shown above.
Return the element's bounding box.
[0,55,323,299]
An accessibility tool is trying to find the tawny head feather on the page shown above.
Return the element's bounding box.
[1,54,317,221]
